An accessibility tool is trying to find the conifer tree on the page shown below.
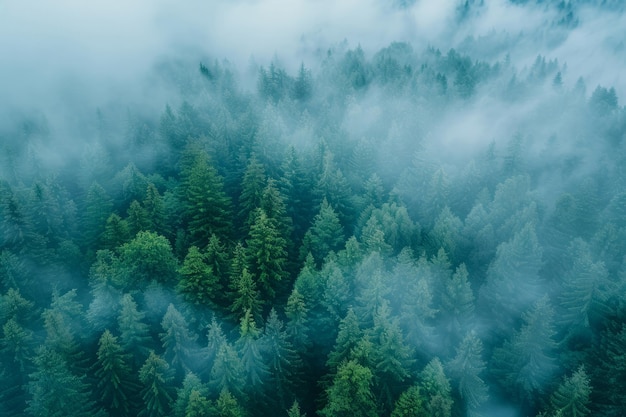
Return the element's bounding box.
[143,183,166,235]
[209,342,245,400]
[160,304,198,379]
[446,332,488,417]
[262,309,302,410]
[182,151,232,247]
[239,155,267,231]
[117,293,151,361]
[82,181,113,250]
[94,330,139,417]
[319,359,378,417]
[285,287,310,352]
[177,246,220,308]
[173,373,208,417]
[138,351,174,417]
[127,200,150,237]
[215,388,245,417]
[102,213,130,250]
[246,208,288,300]
[235,309,268,394]
[27,346,104,417]
[419,358,453,417]
[230,268,263,323]
[491,297,558,405]
[550,366,591,417]
[391,386,427,417]
[300,198,345,265]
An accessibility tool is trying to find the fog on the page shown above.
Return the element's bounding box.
[1,1,625,417]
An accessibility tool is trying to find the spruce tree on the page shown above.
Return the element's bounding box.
[550,366,591,417]
[160,304,198,379]
[138,351,174,417]
[94,330,139,417]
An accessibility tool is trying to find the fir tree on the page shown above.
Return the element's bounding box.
[94,330,139,417]
[550,366,591,417]
[138,351,174,417]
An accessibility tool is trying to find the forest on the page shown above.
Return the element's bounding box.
[1,1,626,417]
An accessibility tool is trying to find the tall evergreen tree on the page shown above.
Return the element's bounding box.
[319,359,378,417]
[300,198,345,265]
[138,352,174,417]
[177,246,220,308]
[182,151,232,247]
[117,293,151,362]
[246,208,288,300]
[446,332,488,417]
[27,346,104,417]
[94,330,139,417]
[550,366,591,417]
[160,304,198,379]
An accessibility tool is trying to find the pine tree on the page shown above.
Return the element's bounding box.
[391,386,427,417]
[117,293,151,361]
[102,213,130,250]
[173,373,208,417]
[177,246,220,308]
[446,332,488,417]
[492,297,558,406]
[440,263,475,349]
[300,198,345,265]
[127,200,150,237]
[327,308,364,371]
[419,358,453,417]
[182,151,232,247]
[480,223,543,333]
[27,346,103,417]
[230,268,263,323]
[204,234,230,303]
[238,155,267,232]
[235,309,268,394]
[246,208,288,300]
[185,389,214,417]
[319,359,379,417]
[138,351,174,417]
[81,181,113,250]
[143,183,166,235]
[262,309,302,410]
[94,330,139,417]
[550,366,591,417]
[210,342,245,400]
[215,388,245,417]
[160,304,198,379]
[285,287,310,352]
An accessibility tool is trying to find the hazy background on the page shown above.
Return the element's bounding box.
[1,0,624,113]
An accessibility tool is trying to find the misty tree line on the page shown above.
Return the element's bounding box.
[1,40,625,417]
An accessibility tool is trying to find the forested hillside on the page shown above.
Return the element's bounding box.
[2,11,626,417]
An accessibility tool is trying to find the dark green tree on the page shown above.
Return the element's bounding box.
[246,208,288,300]
[235,309,268,396]
[94,329,139,417]
[177,246,220,308]
[238,155,267,231]
[419,358,453,417]
[127,200,151,237]
[27,346,103,417]
[81,182,113,250]
[117,231,178,288]
[300,198,345,265]
[319,359,378,417]
[391,386,427,417]
[102,213,130,250]
[262,309,302,411]
[230,268,263,323]
[182,151,232,247]
[143,183,166,235]
[138,351,174,417]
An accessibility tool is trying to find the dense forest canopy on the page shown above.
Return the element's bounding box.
[1,1,626,417]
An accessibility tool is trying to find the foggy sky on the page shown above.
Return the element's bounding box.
[1,0,624,114]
